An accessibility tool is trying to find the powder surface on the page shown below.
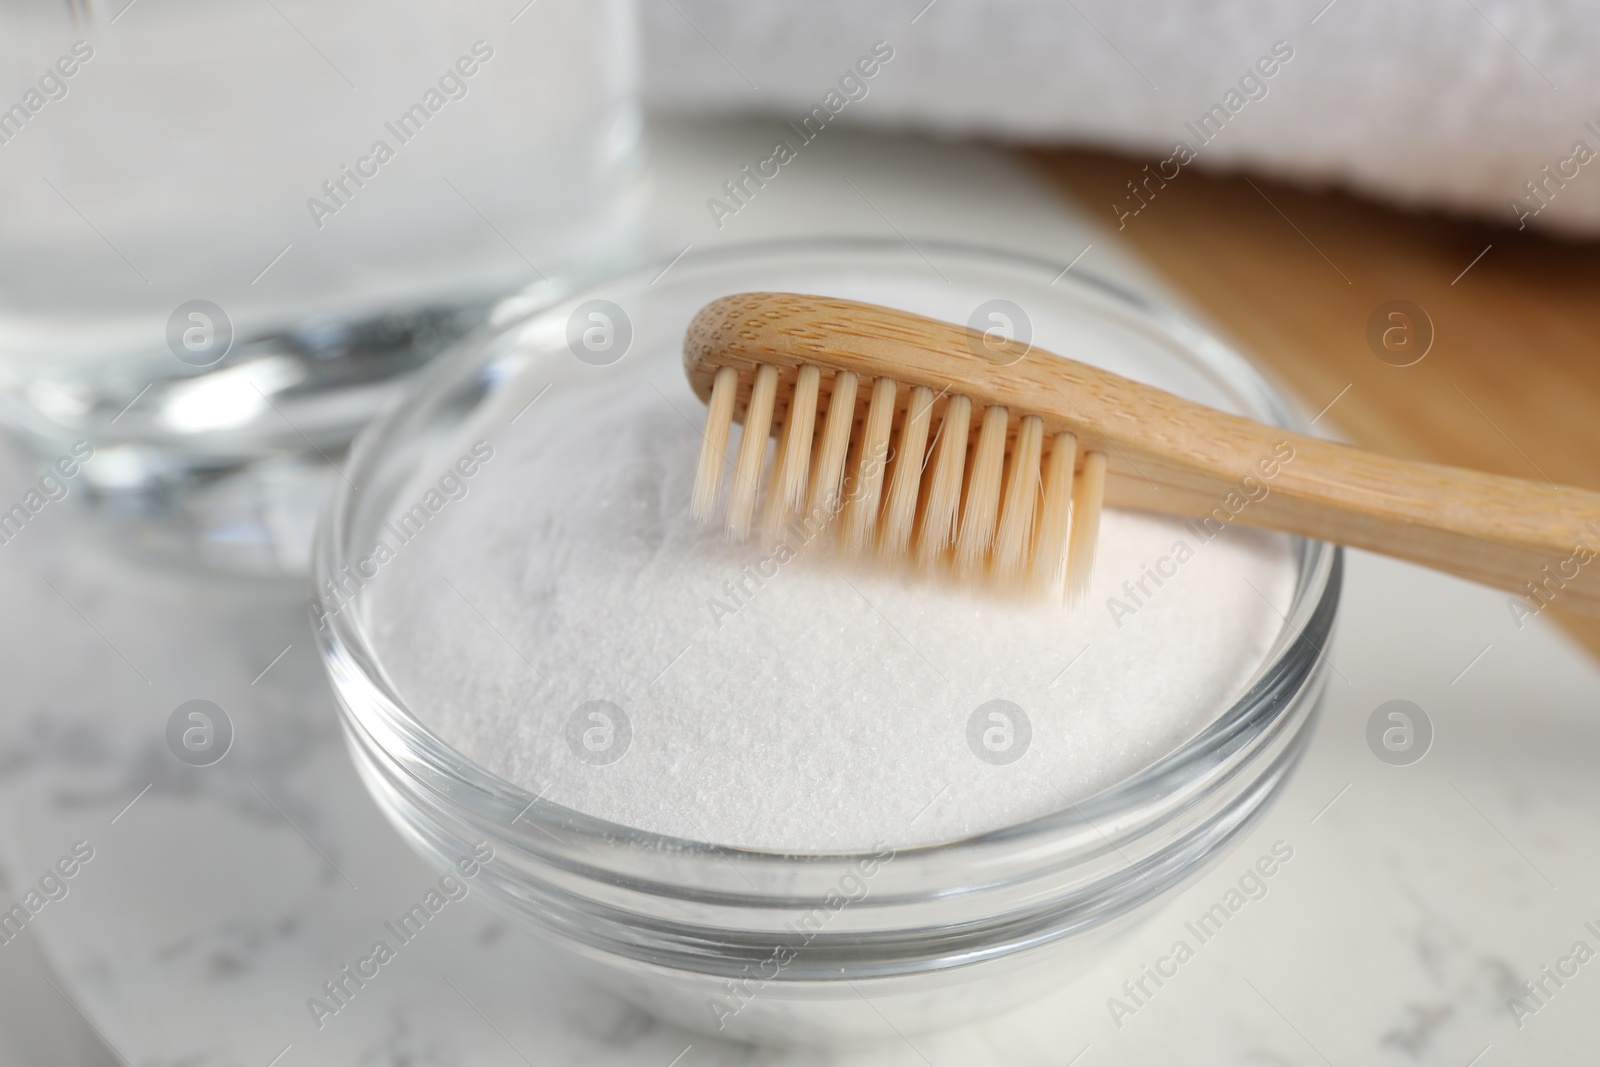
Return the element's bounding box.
[366,369,1298,853]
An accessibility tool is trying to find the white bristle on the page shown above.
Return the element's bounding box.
[1033,432,1078,595]
[878,385,935,560]
[805,370,859,526]
[993,415,1044,581]
[953,404,1009,576]
[691,361,1109,603]
[1066,449,1107,603]
[762,364,821,545]
[692,365,739,522]
[840,376,898,555]
[725,364,778,540]
[914,395,972,568]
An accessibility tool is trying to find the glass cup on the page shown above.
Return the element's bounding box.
[0,0,642,573]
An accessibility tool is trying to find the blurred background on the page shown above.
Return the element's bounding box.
[2,1,1598,1063]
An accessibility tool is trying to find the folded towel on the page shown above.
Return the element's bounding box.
[642,0,1600,235]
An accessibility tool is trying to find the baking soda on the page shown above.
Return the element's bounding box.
[367,370,1298,852]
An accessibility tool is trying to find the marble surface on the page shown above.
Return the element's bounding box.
[2,119,1600,1066]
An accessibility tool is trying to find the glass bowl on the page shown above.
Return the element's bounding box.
[313,238,1340,1047]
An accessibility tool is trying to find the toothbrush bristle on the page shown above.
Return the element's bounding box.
[688,362,1109,603]
[993,415,1044,581]
[1033,432,1077,596]
[953,404,1009,576]
[805,370,858,527]
[839,376,897,554]
[725,363,780,540]
[691,366,739,522]
[1066,450,1107,604]
[762,365,820,545]
[915,395,971,570]
[878,384,935,560]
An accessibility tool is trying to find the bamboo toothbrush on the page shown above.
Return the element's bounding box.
[684,291,1600,614]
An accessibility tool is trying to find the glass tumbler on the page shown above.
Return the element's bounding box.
[0,0,641,572]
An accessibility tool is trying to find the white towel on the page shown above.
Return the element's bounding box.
[642,0,1600,235]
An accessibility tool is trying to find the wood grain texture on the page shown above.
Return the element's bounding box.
[1028,148,1600,648]
[685,292,1600,614]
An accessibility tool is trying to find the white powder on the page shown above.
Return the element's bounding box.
[366,369,1298,853]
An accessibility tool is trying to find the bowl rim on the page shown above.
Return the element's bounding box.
[312,234,1341,865]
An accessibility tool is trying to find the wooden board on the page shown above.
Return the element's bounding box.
[1030,148,1600,658]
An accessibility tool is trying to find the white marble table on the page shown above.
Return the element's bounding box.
[2,119,1598,1066]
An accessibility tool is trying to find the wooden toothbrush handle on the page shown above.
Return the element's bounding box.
[685,292,1600,617]
[1100,432,1600,620]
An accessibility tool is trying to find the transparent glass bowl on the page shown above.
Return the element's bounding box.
[314,239,1341,1046]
